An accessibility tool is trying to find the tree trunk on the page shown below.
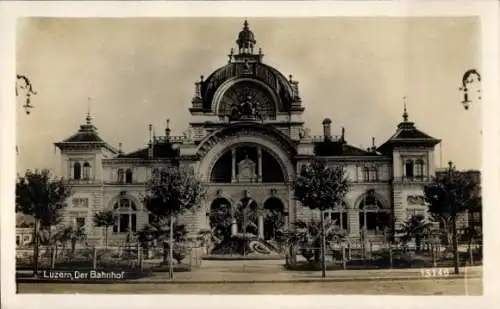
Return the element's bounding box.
[467,233,473,266]
[169,214,174,280]
[104,227,108,248]
[452,215,459,274]
[320,211,327,278]
[33,219,40,276]
[48,227,54,269]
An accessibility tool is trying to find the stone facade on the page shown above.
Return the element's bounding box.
[53,21,441,247]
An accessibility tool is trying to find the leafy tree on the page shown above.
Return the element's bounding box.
[16,169,71,274]
[68,226,87,255]
[136,219,188,262]
[93,210,117,248]
[397,214,433,252]
[144,165,206,278]
[424,162,480,274]
[293,159,351,277]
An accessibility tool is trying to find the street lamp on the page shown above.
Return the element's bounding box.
[447,160,460,275]
[16,74,37,114]
[459,69,481,110]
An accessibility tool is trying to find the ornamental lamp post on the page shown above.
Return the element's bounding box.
[16,74,37,114]
[459,69,481,111]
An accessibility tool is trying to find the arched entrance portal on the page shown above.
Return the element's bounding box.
[209,198,233,242]
[263,197,286,240]
[210,145,285,183]
[235,195,259,235]
[358,191,391,236]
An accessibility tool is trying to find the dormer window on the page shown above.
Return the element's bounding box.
[73,162,81,180]
[125,168,133,184]
[82,162,91,180]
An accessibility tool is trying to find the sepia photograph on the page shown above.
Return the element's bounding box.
[1,1,497,307]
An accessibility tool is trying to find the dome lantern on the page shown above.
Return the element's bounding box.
[236,20,256,55]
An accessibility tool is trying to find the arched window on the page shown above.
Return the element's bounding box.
[112,197,137,233]
[125,168,133,184]
[73,162,81,180]
[363,167,370,182]
[82,162,91,180]
[359,190,390,235]
[324,201,348,232]
[369,167,378,182]
[415,159,424,178]
[209,198,233,239]
[236,197,259,234]
[117,169,124,184]
[263,197,286,240]
[405,160,414,178]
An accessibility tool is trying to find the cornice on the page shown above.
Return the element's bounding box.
[295,155,391,163]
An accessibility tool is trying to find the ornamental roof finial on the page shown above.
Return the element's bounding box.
[86,97,92,125]
[402,96,409,122]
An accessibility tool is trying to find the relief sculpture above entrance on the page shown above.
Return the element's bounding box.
[237,154,257,183]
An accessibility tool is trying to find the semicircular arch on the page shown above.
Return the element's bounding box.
[354,191,390,210]
[197,131,295,184]
[107,193,142,211]
[211,77,282,116]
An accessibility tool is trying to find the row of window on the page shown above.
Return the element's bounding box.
[72,162,425,183]
[323,212,390,234]
[404,159,425,178]
[72,162,92,180]
[16,234,32,246]
[360,159,426,182]
[117,168,134,184]
[72,163,136,184]
[361,167,378,182]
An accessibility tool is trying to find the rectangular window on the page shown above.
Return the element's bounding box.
[72,198,89,208]
[23,235,30,244]
[148,213,156,225]
[76,217,85,229]
[119,214,129,233]
[330,212,348,231]
[131,214,137,232]
[16,236,20,246]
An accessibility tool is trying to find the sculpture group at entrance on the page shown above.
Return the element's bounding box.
[208,191,286,258]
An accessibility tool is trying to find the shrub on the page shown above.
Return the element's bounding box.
[173,244,187,264]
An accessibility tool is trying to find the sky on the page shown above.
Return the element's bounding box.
[15,17,482,173]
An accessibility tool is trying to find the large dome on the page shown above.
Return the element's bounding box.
[190,20,303,116]
[200,62,297,113]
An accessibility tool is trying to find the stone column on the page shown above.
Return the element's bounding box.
[231,218,238,236]
[348,209,360,238]
[231,148,236,183]
[257,147,263,182]
[258,213,264,239]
